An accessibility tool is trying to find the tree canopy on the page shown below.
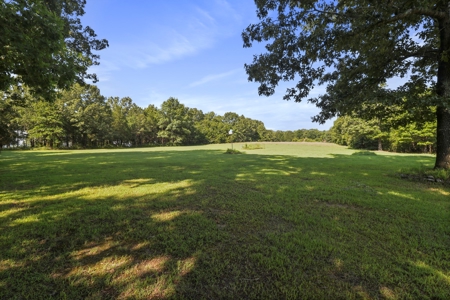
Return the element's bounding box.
[0,0,108,98]
[243,0,450,169]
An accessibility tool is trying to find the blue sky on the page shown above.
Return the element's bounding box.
[82,0,334,131]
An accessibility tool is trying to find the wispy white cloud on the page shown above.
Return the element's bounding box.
[110,27,213,70]
[189,69,241,87]
[213,0,241,22]
[100,1,242,71]
[89,0,248,92]
[194,7,216,25]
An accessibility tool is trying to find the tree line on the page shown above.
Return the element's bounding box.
[329,115,436,154]
[324,92,438,153]
[1,83,439,153]
[0,84,330,149]
[2,83,438,152]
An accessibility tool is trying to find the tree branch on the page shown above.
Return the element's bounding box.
[398,49,439,61]
[384,8,446,22]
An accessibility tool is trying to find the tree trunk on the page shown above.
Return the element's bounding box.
[378,138,382,151]
[435,106,450,168]
[435,19,450,169]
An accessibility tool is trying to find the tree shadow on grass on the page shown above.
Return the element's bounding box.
[1,186,222,299]
[0,149,448,299]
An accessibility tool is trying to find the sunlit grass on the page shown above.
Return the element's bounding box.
[0,143,448,299]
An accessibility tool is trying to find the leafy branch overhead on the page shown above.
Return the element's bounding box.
[0,0,108,98]
[244,1,440,116]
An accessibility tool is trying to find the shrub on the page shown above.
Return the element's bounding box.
[225,148,244,154]
[352,150,376,156]
[242,143,264,150]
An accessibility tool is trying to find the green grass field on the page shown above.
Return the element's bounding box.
[0,143,449,299]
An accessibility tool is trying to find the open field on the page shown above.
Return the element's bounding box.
[0,143,449,299]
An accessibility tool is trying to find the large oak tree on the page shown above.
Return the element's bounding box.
[243,0,450,169]
[0,0,108,98]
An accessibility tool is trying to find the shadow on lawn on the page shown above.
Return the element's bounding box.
[0,149,448,299]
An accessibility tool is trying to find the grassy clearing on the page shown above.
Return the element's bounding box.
[0,143,449,299]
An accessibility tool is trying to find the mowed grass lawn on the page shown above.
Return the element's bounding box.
[0,143,449,299]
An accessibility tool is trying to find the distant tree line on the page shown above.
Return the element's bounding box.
[1,84,329,149]
[1,83,438,153]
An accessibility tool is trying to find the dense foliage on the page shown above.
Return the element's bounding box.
[243,0,450,168]
[330,115,437,153]
[0,0,108,98]
[329,96,437,153]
